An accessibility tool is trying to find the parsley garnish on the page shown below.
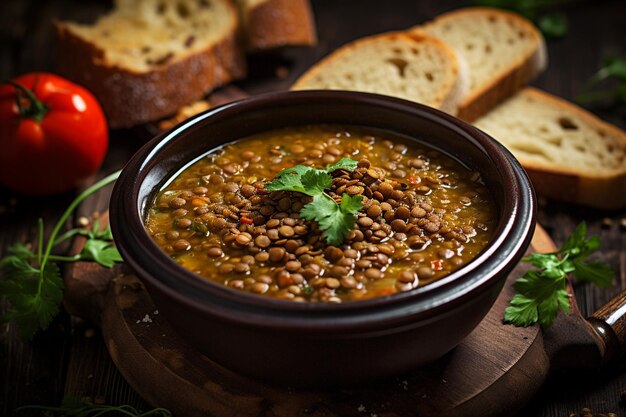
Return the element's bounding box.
[0,171,122,339]
[504,222,614,328]
[265,158,363,246]
[576,56,626,105]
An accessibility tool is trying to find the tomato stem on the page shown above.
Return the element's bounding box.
[4,79,49,123]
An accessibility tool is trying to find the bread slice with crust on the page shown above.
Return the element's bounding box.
[414,7,547,121]
[474,87,626,210]
[55,0,245,129]
[291,32,468,115]
[235,0,317,51]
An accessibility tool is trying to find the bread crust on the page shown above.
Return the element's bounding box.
[54,6,246,129]
[245,0,317,51]
[482,88,626,210]
[418,7,547,122]
[291,31,467,115]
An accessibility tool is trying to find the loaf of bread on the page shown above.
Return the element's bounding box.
[474,87,626,210]
[291,32,468,115]
[236,0,317,51]
[415,7,547,121]
[55,0,246,129]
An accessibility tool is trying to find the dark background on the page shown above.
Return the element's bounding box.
[1,0,626,416]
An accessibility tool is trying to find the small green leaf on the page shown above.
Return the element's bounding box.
[604,56,626,80]
[505,221,613,328]
[325,157,358,173]
[191,220,209,235]
[537,288,570,327]
[572,259,614,287]
[0,262,63,339]
[80,239,123,268]
[300,169,333,195]
[504,294,539,327]
[537,13,568,39]
[7,242,36,260]
[265,165,313,194]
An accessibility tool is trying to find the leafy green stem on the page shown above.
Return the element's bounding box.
[504,222,614,328]
[0,170,123,339]
[39,171,120,275]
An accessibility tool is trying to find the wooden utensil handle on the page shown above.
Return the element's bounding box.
[588,291,626,363]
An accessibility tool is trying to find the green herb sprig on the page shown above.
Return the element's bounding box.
[0,171,122,340]
[265,158,363,246]
[576,56,626,105]
[16,396,171,417]
[476,0,573,39]
[504,222,614,328]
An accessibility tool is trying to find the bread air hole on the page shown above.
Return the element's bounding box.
[177,2,191,18]
[157,2,166,14]
[386,58,408,77]
[425,72,434,82]
[198,0,212,8]
[558,117,578,130]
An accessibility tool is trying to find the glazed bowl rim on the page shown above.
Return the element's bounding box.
[110,90,535,330]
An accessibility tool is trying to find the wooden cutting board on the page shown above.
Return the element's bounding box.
[64,218,574,417]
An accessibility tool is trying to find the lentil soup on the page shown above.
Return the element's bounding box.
[145,125,496,302]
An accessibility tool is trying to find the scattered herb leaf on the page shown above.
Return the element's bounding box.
[504,222,614,328]
[266,158,363,245]
[475,0,574,38]
[537,13,568,39]
[576,56,626,105]
[0,171,121,339]
[16,397,172,417]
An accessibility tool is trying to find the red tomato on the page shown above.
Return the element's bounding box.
[0,72,108,195]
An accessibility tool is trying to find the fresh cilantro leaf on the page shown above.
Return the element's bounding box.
[301,194,362,246]
[301,169,332,195]
[561,221,587,254]
[265,159,363,246]
[300,194,336,223]
[326,157,358,173]
[81,239,123,268]
[0,171,122,339]
[504,293,539,327]
[505,222,613,328]
[572,259,614,287]
[0,263,63,339]
[6,243,36,260]
[265,165,314,194]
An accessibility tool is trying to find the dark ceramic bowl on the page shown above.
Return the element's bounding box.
[110,90,535,386]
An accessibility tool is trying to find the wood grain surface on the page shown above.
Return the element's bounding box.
[1,1,626,416]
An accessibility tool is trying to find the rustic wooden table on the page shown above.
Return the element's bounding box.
[1,0,625,416]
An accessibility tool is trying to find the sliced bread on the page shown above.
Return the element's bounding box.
[291,32,468,115]
[55,0,246,128]
[474,87,626,210]
[235,0,317,51]
[414,7,547,121]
